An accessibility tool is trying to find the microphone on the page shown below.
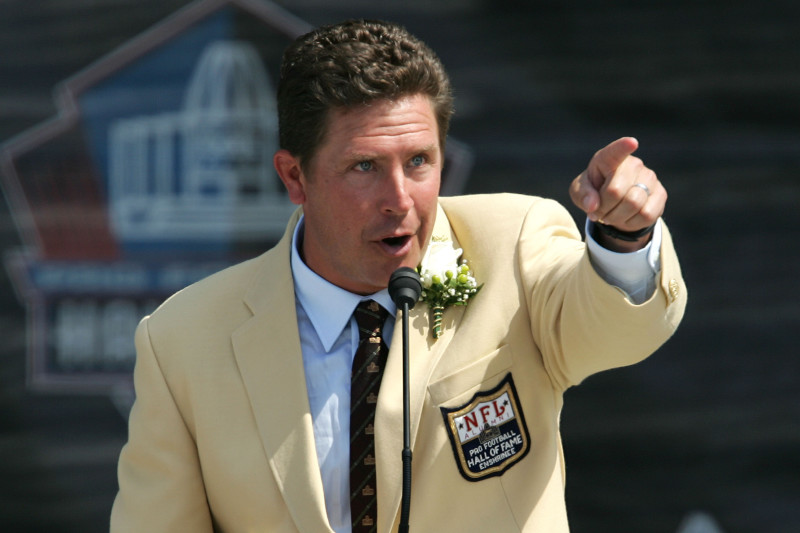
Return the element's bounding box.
[389,267,422,310]
[388,267,421,533]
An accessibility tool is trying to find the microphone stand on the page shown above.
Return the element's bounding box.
[388,267,421,533]
[399,298,412,533]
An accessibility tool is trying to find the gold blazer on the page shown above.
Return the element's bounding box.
[111,193,687,532]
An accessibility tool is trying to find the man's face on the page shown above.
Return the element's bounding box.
[276,94,442,295]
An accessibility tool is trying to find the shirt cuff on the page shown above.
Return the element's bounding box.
[585,219,662,304]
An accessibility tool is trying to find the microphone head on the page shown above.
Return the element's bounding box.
[388,267,422,309]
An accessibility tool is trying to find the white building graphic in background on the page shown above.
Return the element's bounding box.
[109,40,295,242]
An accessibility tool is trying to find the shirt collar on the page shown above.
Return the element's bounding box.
[291,216,397,352]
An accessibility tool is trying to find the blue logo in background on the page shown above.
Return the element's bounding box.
[1,0,473,405]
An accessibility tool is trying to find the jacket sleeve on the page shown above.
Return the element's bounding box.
[519,199,687,389]
[110,317,214,532]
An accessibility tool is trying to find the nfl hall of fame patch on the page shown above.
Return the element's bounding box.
[440,373,531,481]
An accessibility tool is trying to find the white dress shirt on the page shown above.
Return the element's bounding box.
[585,219,662,305]
[290,219,396,532]
[290,215,661,531]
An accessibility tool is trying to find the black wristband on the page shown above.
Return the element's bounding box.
[594,221,656,242]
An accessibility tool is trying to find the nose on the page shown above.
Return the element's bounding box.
[381,166,414,215]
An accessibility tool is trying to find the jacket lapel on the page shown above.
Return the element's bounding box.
[230,204,465,533]
[376,204,465,532]
[231,211,333,533]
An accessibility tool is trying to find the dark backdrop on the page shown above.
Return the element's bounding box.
[1,1,798,531]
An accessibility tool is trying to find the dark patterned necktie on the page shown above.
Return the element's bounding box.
[350,299,389,532]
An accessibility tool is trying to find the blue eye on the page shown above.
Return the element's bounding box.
[410,155,426,167]
[356,161,373,172]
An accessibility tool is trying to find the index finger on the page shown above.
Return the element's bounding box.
[591,137,640,183]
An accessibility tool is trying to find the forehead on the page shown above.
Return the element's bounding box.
[322,95,439,151]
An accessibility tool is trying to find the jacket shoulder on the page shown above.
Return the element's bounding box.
[148,252,267,329]
[439,192,540,213]
[439,193,574,237]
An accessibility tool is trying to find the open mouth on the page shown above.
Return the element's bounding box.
[382,235,410,247]
[379,234,413,254]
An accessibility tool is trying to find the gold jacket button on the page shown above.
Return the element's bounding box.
[668,279,680,302]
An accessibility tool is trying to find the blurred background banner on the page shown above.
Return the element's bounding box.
[0,0,473,397]
[0,0,798,532]
[1,0,311,394]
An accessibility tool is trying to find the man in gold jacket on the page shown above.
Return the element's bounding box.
[111,20,686,532]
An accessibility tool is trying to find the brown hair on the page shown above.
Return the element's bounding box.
[277,19,453,168]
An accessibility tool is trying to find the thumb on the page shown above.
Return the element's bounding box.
[570,170,601,216]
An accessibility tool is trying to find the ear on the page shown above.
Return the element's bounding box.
[274,149,307,205]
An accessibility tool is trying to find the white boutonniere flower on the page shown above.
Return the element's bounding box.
[417,237,482,339]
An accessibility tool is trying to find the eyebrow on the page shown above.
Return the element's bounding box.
[346,152,379,162]
[350,144,437,158]
[415,144,438,155]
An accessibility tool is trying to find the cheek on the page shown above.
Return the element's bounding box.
[330,203,369,245]
[414,181,440,217]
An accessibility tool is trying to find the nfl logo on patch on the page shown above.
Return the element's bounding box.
[440,373,531,481]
